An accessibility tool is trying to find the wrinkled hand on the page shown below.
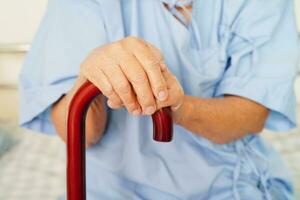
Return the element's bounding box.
[79,36,184,115]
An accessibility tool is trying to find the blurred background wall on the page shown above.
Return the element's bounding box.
[0,0,300,120]
[0,0,47,120]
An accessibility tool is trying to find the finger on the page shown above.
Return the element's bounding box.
[164,69,184,111]
[113,49,157,115]
[83,65,123,106]
[94,70,123,106]
[102,64,142,115]
[107,99,123,109]
[147,43,167,72]
[157,69,184,111]
[146,43,164,62]
[121,37,168,102]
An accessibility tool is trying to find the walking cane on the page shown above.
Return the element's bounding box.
[67,81,173,200]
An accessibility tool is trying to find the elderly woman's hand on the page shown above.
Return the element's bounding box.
[108,66,185,114]
[80,36,184,115]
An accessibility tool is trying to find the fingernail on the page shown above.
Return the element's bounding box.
[158,91,167,101]
[107,100,113,108]
[132,109,141,116]
[145,106,155,115]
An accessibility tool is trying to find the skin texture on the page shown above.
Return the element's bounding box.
[172,95,269,144]
[51,4,269,146]
[51,36,184,146]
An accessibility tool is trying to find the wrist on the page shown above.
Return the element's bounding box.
[172,95,191,125]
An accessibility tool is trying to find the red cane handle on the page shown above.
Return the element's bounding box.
[67,80,173,200]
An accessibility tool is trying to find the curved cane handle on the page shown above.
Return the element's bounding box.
[67,80,173,200]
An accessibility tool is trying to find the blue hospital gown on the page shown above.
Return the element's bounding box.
[19,0,299,199]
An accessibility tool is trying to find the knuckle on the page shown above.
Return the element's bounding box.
[174,83,182,92]
[108,100,119,109]
[139,95,154,107]
[110,41,123,51]
[170,74,179,83]
[117,82,131,94]
[106,43,119,55]
[144,57,160,69]
[125,36,139,44]
[80,57,94,72]
[88,73,97,81]
[111,100,123,107]
[102,87,114,96]
[107,43,127,63]
[125,101,136,109]
[94,45,107,52]
[109,95,122,105]
[91,46,107,59]
[89,47,114,68]
[88,47,100,56]
[154,84,167,93]
[92,46,103,54]
[79,64,88,76]
[150,45,164,59]
[132,73,147,85]
[156,53,164,61]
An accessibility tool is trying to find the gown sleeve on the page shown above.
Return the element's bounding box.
[19,0,108,135]
[216,0,300,132]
